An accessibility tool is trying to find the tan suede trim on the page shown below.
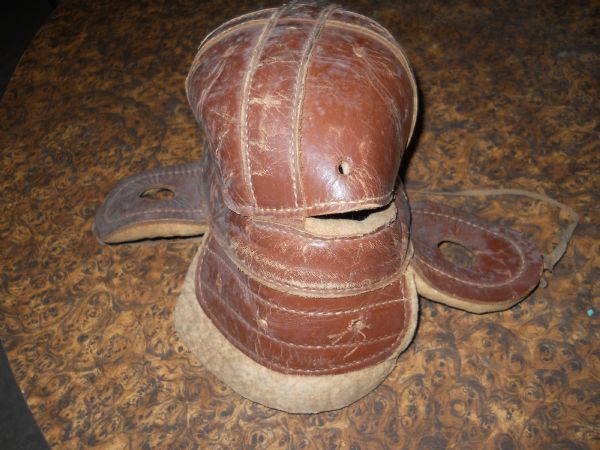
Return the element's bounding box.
[304,201,397,237]
[412,264,534,314]
[101,222,208,244]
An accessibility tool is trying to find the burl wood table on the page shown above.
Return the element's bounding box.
[1,0,597,448]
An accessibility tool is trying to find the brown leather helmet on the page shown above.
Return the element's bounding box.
[94,3,543,413]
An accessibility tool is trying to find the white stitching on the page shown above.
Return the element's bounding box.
[200,303,402,373]
[248,192,393,213]
[193,19,414,84]
[202,280,399,349]
[206,233,404,296]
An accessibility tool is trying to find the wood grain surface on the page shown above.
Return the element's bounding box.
[0,0,598,448]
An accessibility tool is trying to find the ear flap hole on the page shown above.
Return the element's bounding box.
[438,240,476,268]
[338,160,351,175]
[140,186,175,200]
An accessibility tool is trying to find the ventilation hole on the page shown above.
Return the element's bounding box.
[338,160,351,175]
[438,240,476,268]
[139,187,174,200]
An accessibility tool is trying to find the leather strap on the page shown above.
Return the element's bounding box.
[409,201,543,313]
[94,163,544,314]
[94,161,208,243]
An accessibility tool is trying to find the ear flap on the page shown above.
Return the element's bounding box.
[94,161,209,244]
[409,201,543,314]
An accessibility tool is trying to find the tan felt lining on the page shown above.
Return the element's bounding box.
[100,222,208,244]
[304,200,397,237]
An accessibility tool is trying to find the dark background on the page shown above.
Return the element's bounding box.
[1,3,55,448]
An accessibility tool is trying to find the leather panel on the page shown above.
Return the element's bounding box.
[301,25,415,209]
[245,16,312,210]
[209,177,411,297]
[196,232,414,375]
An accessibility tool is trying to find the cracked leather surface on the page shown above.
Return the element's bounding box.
[186,3,417,218]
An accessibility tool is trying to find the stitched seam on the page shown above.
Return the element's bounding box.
[268,298,403,318]
[414,254,525,288]
[240,9,283,208]
[194,60,226,126]
[186,9,278,93]
[206,238,403,296]
[342,10,397,41]
[413,209,526,287]
[200,300,402,373]
[248,192,392,213]
[197,282,402,373]
[202,280,398,349]
[103,166,205,223]
[105,209,205,222]
[199,8,277,50]
[291,6,336,209]
[195,231,210,282]
[205,240,406,316]
[400,285,410,345]
[194,19,412,77]
[187,19,268,83]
